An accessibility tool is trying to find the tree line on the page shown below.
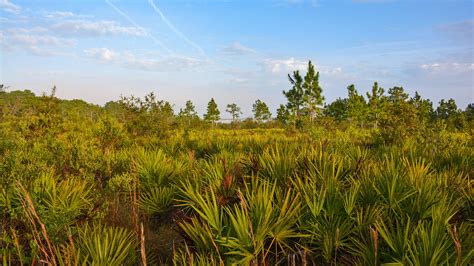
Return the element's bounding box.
[1,60,472,142]
[110,60,472,135]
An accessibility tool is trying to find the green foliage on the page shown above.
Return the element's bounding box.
[276,104,289,125]
[117,92,175,137]
[284,68,305,127]
[302,60,324,120]
[367,81,385,128]
[204,98,220,123]
[134,149,184,216]
[226,103,242,121]
[464,103,474,121]
[24,172,96,241]
[179,100,198,118]
[436,99,466,130]
[77,225,138,265]
[283,60,324,126]
[178,100,200,127]
[252,99,272,122]
[409,91,434,126]
[347,84,368,127]
[324,97,348,122]
[138,187,174,215]
[135,149,184,188]
[0,85,471,265]
[258,145,298,183]
[378,87,419,144]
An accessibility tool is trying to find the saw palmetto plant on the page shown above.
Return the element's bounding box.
[1,112,472,265]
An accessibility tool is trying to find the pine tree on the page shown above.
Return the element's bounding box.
[276,104,289,125]
[346,84,367,127]
[179,100,198,119]
[324,98,348,122]
[283,69,304,128]
[366,82,385,129]
[387,86,409,103]
[465,103,474,122]
[409,91,434,125]
[162,102,174,116]
[252,99,272,122]
[436,99,458,120]
[436,99,465,130]
[302,60,324,121]
[226,103,242,121]
[179,100,198,127]
[204,98,220,124]
[283,61,324,127]
[379,86,418,143]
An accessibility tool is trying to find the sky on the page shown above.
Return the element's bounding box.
[0,0,473,118]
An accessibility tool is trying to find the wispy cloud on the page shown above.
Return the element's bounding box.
[84,47,117,61]
[401,59,474,105]
[84,47,206,72]
[261,57,343,76]
[261,57,308,73]
[43,11,75,19]
[1,27,74,56]
[0,15,27,24]
[104,0,173,55]
[0,0,20,14]
[147,0,205,56]
[220,42,255,56]
[420,62,474,73]
[42,11,93,20]
[52,20,147,37]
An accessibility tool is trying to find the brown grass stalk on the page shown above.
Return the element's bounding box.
[16,182,56,265]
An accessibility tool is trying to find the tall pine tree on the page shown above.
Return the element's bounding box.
[283,60,324,127]
[204,98,220,124]
[302,60,324,121]
[283,70,304,127]
[347,84,367,127]
[367,82,385,129]
[252,99,272,122]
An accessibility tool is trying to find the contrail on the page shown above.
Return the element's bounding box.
[147,0,205,56]
[105,0,174,55]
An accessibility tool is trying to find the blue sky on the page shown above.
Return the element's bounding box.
[1,0,473,117]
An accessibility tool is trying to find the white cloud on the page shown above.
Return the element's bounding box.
[220,42,256,56]
[84,48,206,72]
[261,57,343,79]
[0,0,21,14]
[420,62,474,73]
[228,77,250,83]
[323,67,343,76]
[43,11,76,19]
[0,16,27,24]
[84,48,117,61]
[261,57,308,73]
[398,61,474,106]
[51,20,147,37]
[1,27,74,56]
